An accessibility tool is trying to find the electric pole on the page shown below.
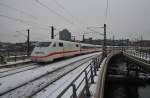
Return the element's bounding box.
[27,29,30,56]
[113,35,115,50]
[83,34,85,42]
[51,26,55,39]
[103,24,107,57]
[122,38,124,51]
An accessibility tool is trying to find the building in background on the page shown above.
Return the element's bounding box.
[59,29,71,41]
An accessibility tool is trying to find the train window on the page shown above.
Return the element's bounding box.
[81,46,93,49]
[36,42,51,47]
[59,42,63,47]
[76,44,79,47]
[53,43,56,47]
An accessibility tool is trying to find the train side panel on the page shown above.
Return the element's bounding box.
[31,40,102,63]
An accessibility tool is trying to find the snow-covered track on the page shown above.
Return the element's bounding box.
[0,63,39,78]
[0,53,99,98]
[0,60,31,68]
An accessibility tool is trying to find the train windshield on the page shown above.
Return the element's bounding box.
[36,42,51,47]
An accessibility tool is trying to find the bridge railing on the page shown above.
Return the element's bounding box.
[125,50,150,61]
[56,55,102,98]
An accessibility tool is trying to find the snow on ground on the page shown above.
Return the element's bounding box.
[32,59,93,98]
[32,53,105,98]
[0,59,31,67]
[6,59,30,64]
[90,58,106,98]
[0,63,36,73]
[0,63,38,78]
[32,54,105,98]
[0,52,101,96]
[1,57,94,98]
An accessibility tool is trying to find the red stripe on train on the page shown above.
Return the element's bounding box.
[31,50,79,58]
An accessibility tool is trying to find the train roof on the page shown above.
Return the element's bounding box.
[37,39,102,47]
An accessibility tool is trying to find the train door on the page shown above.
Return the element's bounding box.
[58,42,64,58]
[63,42,68,57]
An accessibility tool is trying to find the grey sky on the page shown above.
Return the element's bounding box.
[0,0,150,43]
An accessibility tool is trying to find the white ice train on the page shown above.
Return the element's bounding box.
[31,39,102,62]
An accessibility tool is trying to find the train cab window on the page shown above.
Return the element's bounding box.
[53,43,56,47]
[36,42,51,47]
[59,42,63,47]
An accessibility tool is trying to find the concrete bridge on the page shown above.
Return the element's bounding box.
[55,50,150,98]
[95,50,150,98]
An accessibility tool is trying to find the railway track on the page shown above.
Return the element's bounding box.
[0,54,96,78]
[0,53,95,78]
[0,63,40,78]
[0,53,99,98]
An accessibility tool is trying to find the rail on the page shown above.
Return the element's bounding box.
[56,54,102,98]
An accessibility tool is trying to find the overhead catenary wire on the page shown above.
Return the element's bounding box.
[52,0,86,26]
[0,0,108,40]
[87,27,104,36]
[35,0,75,25]
[0,2,38,20]
[52,0,88,34]
[0,14,30,25]
[35,0,89,34]
[0,2,56,29]
[86,0,110,37]
[0,14,50,30]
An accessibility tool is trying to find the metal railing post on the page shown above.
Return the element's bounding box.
[96,58,99,71]
[85,70,90,96]
[145,53,147,59]
[72,84,77,98]
[97,57,100,68]
[94,61,97,76]
[90,66,94,83]
[142,52,143,58]
[140,51,141,58]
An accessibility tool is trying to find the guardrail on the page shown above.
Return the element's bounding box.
[126,50,150,61]
[56,54,102,98]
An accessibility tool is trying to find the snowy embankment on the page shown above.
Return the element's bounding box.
[89,58,106,98]
[33,53,105,98]
[0,59,31,68]
[0,52,101,97]
[32,59,93,98]
[0,63,37,78]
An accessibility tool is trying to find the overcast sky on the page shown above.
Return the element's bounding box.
[0,0,150,43]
